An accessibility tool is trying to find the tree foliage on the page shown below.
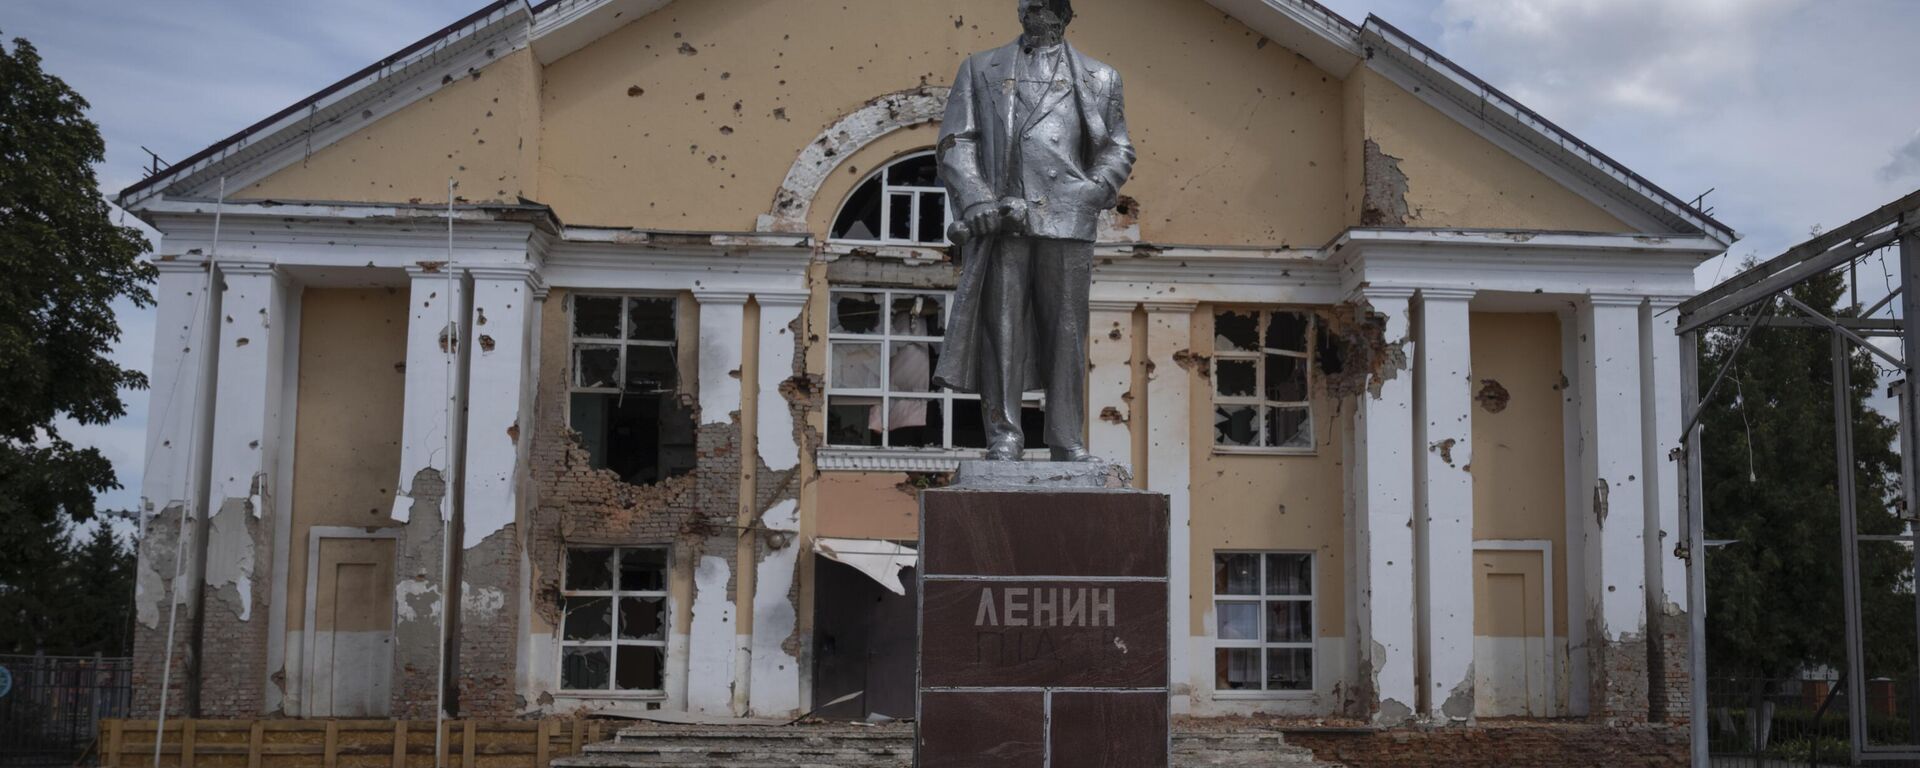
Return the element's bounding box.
[1701,268,1916,680]
[0,518,135,655]
[0,34,151,541]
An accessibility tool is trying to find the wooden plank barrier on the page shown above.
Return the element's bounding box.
[93,719,604,768]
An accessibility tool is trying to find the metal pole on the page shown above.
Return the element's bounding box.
[1680,329,1709,766]
[1833,329,1869,764]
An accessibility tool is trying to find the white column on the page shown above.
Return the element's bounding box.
[1087,300,1137,466]
[1416,289,1476,721]
[461,268,538,550]
[392,267,468,524]
[1576,294,1650,717]
[141,262,217,524]
[1142,299,1196,712]
[202,261,292,714]
[1353,287,1418,725]
[748,291,807,718]
[1643,298,1688,614]
[688,289,748,716]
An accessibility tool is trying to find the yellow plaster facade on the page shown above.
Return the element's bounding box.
[1467,311,1570,636]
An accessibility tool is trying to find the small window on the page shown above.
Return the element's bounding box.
[825,287,1044,451]
[569,295,696,484]
[1213,552,1314,693]
[831,152,954,245]
[560,547,669,693]
[1212,309,1314,450]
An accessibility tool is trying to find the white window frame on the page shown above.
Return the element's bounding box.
[829,150,955,246]
[557,546,670,696]
[568,293,678,398]
[1211,308,1316,455]
[1212,550,1316,698]
[826,287,1048,453]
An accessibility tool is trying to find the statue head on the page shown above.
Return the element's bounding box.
[1017,0,1073,44]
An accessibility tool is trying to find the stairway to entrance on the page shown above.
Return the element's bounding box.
[551,723,1341,768]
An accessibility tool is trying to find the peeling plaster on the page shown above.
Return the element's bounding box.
[205,497,258,622]
[747,500,801,715]
[687,555,737,715]
[395,579,442,622]
[1360,138,1412,227]
[463,584,506,619]
[135,504,187,628]
[1441,666,1475,721]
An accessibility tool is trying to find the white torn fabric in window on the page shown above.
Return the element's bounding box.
[1213,551,1316,693]
[813,538,919,596]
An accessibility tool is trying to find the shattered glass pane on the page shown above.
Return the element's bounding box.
[1215,648,1260,691]
[1215,359,1256,398]
[1265,354,1308,402]
[887,397,944,448]
[889,192,914,241]
[1215,553,1260,595]
[1266,600,1312,643]
[567,549,614,590]
[627,298,675,342]
[563,596,611,641]
[615,645,665,691]
[832,176,883,241]
[1216,601,1259,640]
[888,342,936,393]
[830,292,882,334]
[887,154,940,186]
[890,293,947,337]
[1266,648,1312,691]
[1266,553,1312,596]
[1267,406,1311,449]
[1215,310,1259,353]
[619,597,665,641]
[826,398,881,447]
[832,342,883,389]
[916,191,948,243]
[625,345,677,393]
[1214,405,1258,446]
[1266,311,1309,353]
[619,548,667,592]
[575,345,619,389]
[561,646,610,690]
[952,399,986,449]
[574,296,621,339]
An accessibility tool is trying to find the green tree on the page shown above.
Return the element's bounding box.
[0,518,134,655]
[0,34,152,585]
[1701,267,1916,682]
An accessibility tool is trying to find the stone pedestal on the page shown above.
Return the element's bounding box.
[917,462,1169,768]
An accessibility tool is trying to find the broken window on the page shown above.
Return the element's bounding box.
[569,295,695,484]
[830,152,955,245]
[1212,309,1314,450]
[826,287,1044,452]
[1213,552,1314,693]
[561,546,668,693]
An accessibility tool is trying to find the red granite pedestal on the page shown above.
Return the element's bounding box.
[916,473,1170,768]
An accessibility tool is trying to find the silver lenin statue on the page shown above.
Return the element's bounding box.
[932,0,1135,462]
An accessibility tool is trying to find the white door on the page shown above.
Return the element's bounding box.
[1473,548,1551,717]
[309,537,395,717]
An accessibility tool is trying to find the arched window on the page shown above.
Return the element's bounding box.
[830,151,953,245]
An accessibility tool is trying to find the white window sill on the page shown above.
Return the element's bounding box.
[552,691,668,701]
[821,240,950,265]
[818,447,1050,472]
[1211,690,1317,700]
[1211,445,1318,457]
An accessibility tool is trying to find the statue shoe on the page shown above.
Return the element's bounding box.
[984,437,1025,461]
[1050,445,1102,463]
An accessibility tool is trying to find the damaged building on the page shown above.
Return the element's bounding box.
[118,0,1732,734]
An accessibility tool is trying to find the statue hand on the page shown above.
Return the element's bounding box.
[965,202,1003,238]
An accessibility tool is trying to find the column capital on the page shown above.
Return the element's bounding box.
[218,260,279,278]
[1645,293,1690,311]
[152,259,210,275]
[1419,287,1478,302]
[465,265,542,286]
[693,288,754,305]
[1587,291,1647,308]
[752,290,809,307]
[1352,284,1418,303]
[1088,299,1140,313]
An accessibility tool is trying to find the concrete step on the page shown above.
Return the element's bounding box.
[549,725,1342,768]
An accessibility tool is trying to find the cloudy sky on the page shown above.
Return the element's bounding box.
[7,0,1920,514]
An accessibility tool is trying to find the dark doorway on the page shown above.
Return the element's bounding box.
[812,556,918,720]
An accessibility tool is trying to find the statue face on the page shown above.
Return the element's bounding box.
[1017,0,1067,40]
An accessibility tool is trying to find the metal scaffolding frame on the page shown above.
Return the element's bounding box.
[1675,189,1920,764]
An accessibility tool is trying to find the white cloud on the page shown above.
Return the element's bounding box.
[1880,131,1920,183]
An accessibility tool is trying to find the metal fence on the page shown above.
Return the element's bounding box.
[1708,677,1855,767]
[0,655,132,767]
